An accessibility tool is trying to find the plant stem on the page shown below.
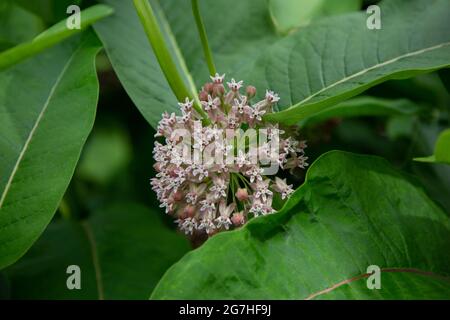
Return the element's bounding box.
[191,0,217,76]
[0,4,113,71]
[133,0,208,121]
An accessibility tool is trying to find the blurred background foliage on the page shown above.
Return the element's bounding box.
[0,0,449,299]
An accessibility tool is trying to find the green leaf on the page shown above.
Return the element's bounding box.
[0,31,101,270]
[260,0,450,124]
[299,96,424,127]
[414,129,450,165]
[94,0,198,129]
[269,0,361,34]
[151,151,450,299]
[0,4,113,70]
[0,1,45,50]
[5,203,191,299]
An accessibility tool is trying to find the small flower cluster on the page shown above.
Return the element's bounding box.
[151,73,308,236]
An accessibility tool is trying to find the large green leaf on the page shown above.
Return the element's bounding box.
[260,0,450,124]
[0,31,101,270]
[151,151,450,299]
[94,0,197,128]
[5,203,191,299]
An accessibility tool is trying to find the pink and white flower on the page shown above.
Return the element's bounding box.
[151,74,307,236]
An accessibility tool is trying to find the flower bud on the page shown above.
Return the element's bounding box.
[235,188,249,201]
[204,82,214,93]
[231,213,245,226]
[213,84,225,96]
[173,190,183,202]
[246,85,256,99]
[183,205,196,218]
[153,162,162,172]
[199,90,209,101]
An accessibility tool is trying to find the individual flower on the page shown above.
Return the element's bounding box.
[253,179,273,202]
[265,90,280,103]
[273,177,294,200]
[210,73,225,84]
[215,201,235,230]
[227,78,243,92]
[201,95,220,111]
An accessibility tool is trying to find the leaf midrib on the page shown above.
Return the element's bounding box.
[0,42,84,210]
[288,41,450,109]
[305,268,450,300]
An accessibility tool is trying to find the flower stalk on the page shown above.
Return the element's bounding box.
[191,0,217,76]
[132,0,208,120]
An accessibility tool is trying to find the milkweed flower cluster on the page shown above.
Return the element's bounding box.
[151,73,308,236]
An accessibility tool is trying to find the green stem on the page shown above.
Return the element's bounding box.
[237,173,251,188]
[191,0,217,76]
[0,4,113,71]
[133,0,208,121]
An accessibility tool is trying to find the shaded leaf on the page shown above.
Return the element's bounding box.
[5,203,191,299]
